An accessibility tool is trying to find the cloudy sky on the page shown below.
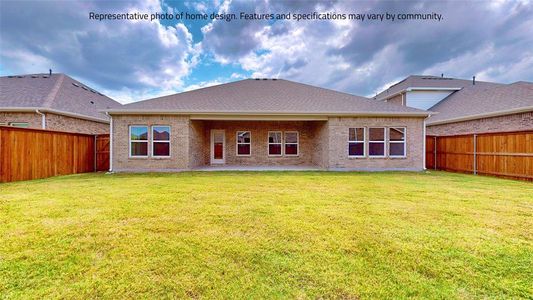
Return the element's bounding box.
[1,0,532,103]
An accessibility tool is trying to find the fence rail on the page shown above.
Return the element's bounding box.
[426,131,533,181]
[0,126,109,183]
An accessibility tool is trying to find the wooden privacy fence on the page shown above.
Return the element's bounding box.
[0,126,109,183]
[426,131,533,180]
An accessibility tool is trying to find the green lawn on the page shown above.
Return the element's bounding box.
[0,171,532,299]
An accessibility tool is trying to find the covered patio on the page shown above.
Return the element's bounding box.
[189,119,329,169]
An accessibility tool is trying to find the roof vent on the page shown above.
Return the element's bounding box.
[42,76,49,78]
[97,92,104,96]
[90,89,96,93]
[72,82,79,87]
[31,75,38,78]
[7,76,14,78]
[81,86,88,90]
[272,78,278,81]
[17,76,24,78]
[262,78,268,80]
[254,78,260,80]
[90,101,94,104]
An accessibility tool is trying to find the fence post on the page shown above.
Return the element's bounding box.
[94,135,97,172]
[473,134,477,175]
[434,136,437,170]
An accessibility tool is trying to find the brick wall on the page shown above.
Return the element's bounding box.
[0,112,42,128]
[46,113,109,134]
[111,115,190,172]
[111,115,425,171]
[189,120,207,168]
[0,112,109,134]
[327,117,425,170]
[427,112,533,136]
[385,93,404,105]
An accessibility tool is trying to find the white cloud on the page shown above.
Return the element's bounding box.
[0,0,197,96]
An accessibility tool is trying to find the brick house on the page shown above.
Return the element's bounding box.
[105,79,430,172]
[375,75,533,135]
[0,73,122,134]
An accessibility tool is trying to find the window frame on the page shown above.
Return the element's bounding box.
[129,125,149,158]
[284,131,299,156]
[368,127,386,158]
[151,125,171,158]
[267,131,283,157]
[388,127,407,158]
[348,127,366,158]
[236,130,252,156]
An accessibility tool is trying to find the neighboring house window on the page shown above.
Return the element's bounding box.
[236,131,251,156]
[9,122,29,128]
[389,127,406,157]
[152,126,171,157]
[130,125,148,157]
[284,131,299,156]
[268,131,282,156]
[368,127,385,157]
[348,127,365,157]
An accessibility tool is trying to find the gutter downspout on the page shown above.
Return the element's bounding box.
[106,112,113,172]
[35,109,46,129]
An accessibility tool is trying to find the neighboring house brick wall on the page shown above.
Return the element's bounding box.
[0,112,108,134]
[45,113,109,134]
[327,117,425,170]
[0,112,42,128]
[386,93,403,106]
[111,115,190,172]
[427,112,533,136]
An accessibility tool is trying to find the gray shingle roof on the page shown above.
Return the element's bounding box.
[427,81,533,124]
[109,79,429,116]
[0,73,121,121]
[375,75,502,100]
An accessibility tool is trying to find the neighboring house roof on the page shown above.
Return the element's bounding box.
[375,75,502,100]
[0,73,121,122]
[427,81,533,125]
[107,79,430,117]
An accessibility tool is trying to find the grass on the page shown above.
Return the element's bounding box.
[0,171,532,299]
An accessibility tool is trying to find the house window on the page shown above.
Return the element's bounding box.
[348,127,365,157]
[268,131,282,156]
[389,127,406,157]
[284,131,299,156]
[236,131,251,156]
[152,126,170,157]
[9,122,29,128]
[368,127,385,157]
[130,125,148,157]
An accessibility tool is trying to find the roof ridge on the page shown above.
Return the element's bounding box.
[42,74,65,108]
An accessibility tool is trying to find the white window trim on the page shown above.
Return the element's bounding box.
[236,131,251,156]
[368,127,386,158]
[129,125,149,158]
[151,125,171,158]
[348,127,366,158]
[388,127,407,158]
[268,131,283,157]
[284,131,299,156]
